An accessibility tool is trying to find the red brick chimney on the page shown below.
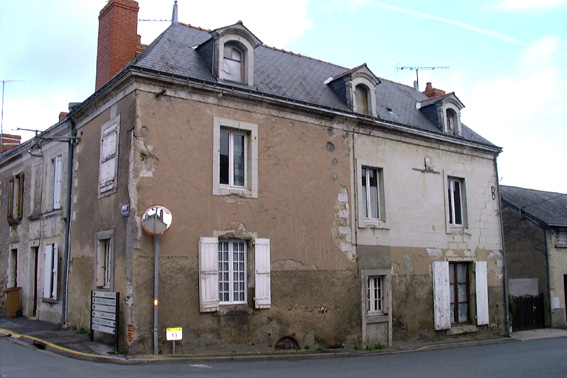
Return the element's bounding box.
[0,134,22,153]
[95,0,144,90]
[423,82,446,99]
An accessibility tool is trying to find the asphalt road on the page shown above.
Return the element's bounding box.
[1,336,567,377]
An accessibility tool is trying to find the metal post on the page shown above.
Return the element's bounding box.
[153,235,160,355]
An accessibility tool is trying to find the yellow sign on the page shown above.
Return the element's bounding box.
[166,327,182,341]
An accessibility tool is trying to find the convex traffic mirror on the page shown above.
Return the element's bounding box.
[141,205,173,235]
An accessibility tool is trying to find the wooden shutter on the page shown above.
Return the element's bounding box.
[43,244,58,299]
[53,156,63,209]
[99,124,118,193]
[475,261,489,325]
[51,244,58,300]
[254,238,271,309]
[199,237,219,312]
[433,261,451,330]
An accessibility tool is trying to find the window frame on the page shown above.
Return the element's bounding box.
[95,230,115,290]
[556,230,567,248]
[355,84,370,116]
[213,117,258,198]
[449,262,470,324]
[356,160,388,229]
[222,43,245,83]
[444,172,468,233]
[218,239,248,305]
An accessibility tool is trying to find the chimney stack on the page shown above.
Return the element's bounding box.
[0,133,22,153]
[95,0,142,90]
[423,82,446,99]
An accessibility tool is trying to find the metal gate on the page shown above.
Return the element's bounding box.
[511,294,545,331]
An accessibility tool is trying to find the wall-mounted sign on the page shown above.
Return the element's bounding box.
[90,290,119,352]
[141,205,173,236]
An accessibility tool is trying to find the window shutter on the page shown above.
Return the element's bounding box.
[254,238,271,309]
[7,177,14,220]
[475,261,489,325]
[53,156,63,209]
[199,237,219,312]
[433,261,451,330]
[43,245,55,299]
[556,231,567,247]
[99,124,118,193]
[51,244,59,300]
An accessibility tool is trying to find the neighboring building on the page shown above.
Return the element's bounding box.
[2,0,507,354]
[501,185,567,328]
[0,121,72,323]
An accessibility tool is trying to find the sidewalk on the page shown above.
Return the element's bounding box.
[2,313,564,365]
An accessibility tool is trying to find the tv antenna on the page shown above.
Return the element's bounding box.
[396,64,448,91]
[1,79,24,149]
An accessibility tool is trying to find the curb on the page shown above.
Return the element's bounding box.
[1,327,514,365]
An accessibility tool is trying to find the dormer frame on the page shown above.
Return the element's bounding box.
[438,96,464,137]
[328,64,380,117]
[211,22,262,87]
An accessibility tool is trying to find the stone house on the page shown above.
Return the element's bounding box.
[0,120,73,324]
[1,0,507,354]
[501,185,567,328]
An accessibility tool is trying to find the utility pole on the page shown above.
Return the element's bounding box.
[1,80,24,148]
[396,65,448,91]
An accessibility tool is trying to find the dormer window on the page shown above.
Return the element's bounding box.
[355,84,370,116]
[446,109,457,136]
[223,43,244,83]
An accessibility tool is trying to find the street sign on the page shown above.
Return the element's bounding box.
[90,290,119,352]
[166,327,182,341]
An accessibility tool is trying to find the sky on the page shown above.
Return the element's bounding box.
[1,0,566,193]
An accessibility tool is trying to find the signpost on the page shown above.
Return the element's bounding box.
[90,290,119,352]
[166,327,182,354]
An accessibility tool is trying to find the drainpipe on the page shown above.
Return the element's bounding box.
[494,157,510,336]
[544,231,553,327]
[61,117,76,326]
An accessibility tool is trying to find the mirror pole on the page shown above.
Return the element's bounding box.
[153,234,160,355]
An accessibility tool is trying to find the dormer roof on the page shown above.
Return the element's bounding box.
[210,21,263,48]
[419,92,465,110]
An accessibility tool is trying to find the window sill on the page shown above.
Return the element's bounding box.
[216,304,252,317]
[447,324,478,335]
[359,219,389,230]
[365,313,389,324]
[446,226,470,235]
[42,298,59,304]
[41,209,63,218]
[215,186,257,199]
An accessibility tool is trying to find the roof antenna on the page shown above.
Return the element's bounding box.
[172,0,178,24]
[396,64,448,91]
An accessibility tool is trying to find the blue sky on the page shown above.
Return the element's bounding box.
[1,0,566,192]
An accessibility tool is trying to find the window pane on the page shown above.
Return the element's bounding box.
[362,168,368,218]
[355,85,369,115]
[454,181,462,225]
[458,283,467,302]
[457,264,467,282]
[369,169,379,219]
[458,303,468,322]
[220,132,230,185]
[233,134,245,186]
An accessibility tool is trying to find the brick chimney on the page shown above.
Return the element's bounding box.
[0,134,22,153]
[95,0,143,90]
[423,82,446,99]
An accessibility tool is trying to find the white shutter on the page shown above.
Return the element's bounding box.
[53,156,63,209]
[51,244,58,300]
[433,261,451,330]
[199,237,219,312]
[99,124,118,193]
[475,261,489,326]
[43,245,53,298]
[254,238,271,309]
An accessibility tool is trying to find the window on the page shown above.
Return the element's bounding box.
[220,129,246,187]
[362,167,381,219]
[432,261,489,330]
[367,276,384,314]
[43,243,58,300]
[99,118,120,196]
[8,172,24,221]
[96,230,114,289]
[222,44,244,83]
[52,155,63,210]
[450,263,470,324]
[213,118,258,198]
[357,160,387,229]
[446,109,457,136]
[447,176,465,227]
[199,236,271,312]
[218,240,247,304]
[355,84,370,115]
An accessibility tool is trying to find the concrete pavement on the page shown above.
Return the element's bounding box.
[2,312,565,365]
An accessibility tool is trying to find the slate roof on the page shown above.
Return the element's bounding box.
[501,185,567,227]
[131,22,497,149]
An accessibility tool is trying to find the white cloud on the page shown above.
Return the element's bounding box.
[496,0,567,10]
